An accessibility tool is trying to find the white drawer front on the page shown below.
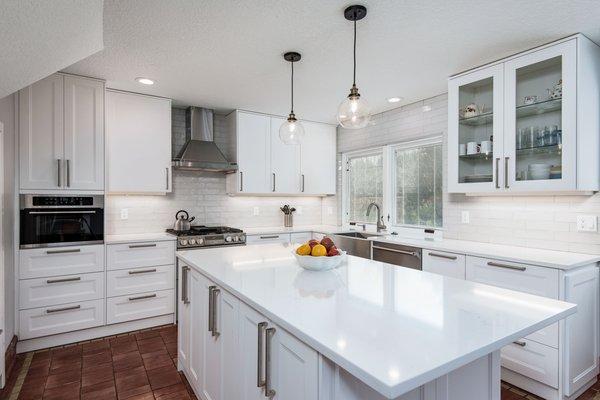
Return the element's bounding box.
[107,241,175,270]
[19,245,104,279]
[106,289,174,324]
[246,234,290,244]
[466,256,559,347]
[107,264,174,297]
[290,232,312,243]
[501,339,559,389]
[423,250,466,279]
[19,299,104,340]
[19,272,104,310]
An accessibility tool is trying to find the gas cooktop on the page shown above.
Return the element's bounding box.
[166,225,246,249]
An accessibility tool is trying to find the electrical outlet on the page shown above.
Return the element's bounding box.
[253,206,260,216]
[461,211,470,224]
[120,209,128,220]
[296,206,303,215]
[577,215,597,232]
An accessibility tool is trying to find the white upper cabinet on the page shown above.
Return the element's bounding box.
[226,110,336,196]
[106,90,172,193]
[448,35,600,194]
[19,73,105,191]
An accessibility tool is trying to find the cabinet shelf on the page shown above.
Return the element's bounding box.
[459,112,494,126]
[516,143,561,156]
[516,98,562,118]
[459,152,493,161]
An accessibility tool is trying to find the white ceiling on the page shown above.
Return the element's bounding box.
[64,0,600,124]
[0,0,103,98]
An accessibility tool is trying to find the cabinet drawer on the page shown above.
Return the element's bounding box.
[19,299,104,340]
[290,232,312,243]
[106,289,174,324]
[19,272,104,310]
[246,234,290,244]
[107,264,174,297]
[501,339,559,389]
[19,245,104,279]
[107,241,175,270]
[423,250,466,279]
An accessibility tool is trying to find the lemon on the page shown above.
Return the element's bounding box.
[311,244,327,257]
[296,244,311,256]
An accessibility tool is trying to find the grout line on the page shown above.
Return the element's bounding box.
[7,352,33,400]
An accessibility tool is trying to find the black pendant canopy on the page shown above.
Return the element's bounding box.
[344,5,367,21]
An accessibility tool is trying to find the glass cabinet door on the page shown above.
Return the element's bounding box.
[504,40,576,191]
[448,64,504,193]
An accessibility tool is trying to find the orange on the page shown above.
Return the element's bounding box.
[311,244,327,257]
[296,244,311,256]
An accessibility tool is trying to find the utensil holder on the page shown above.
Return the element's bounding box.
[284,214,293,227]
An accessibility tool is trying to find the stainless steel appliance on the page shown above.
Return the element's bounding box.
[371,241,422,270]
[173,210,195,232]
[166,226,246,249]
[20,195,104,249]
[332,231,376,259]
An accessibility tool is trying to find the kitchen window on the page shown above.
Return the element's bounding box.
[342,137,443,229]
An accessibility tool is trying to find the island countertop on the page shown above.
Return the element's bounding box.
[176,243,576,398]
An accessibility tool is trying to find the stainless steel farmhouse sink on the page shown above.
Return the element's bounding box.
[331,231,382,259]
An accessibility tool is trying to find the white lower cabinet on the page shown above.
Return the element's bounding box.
[19,245,104,279]
[246,233,291,245]
[422,250,466,279]
[106,289,174,325]
[290,232,313,244]
[19,272,104,309]
[106,264,174,297]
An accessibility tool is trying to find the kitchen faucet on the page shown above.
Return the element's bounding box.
[366,202,387,232]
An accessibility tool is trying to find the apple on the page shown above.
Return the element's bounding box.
[308,239,319,249]
[327,246,340,257]
[320,237,335,251]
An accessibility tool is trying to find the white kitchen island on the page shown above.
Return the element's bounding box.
[176,243,576,400]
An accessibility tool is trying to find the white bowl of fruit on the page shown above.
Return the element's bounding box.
[293,237,346,271]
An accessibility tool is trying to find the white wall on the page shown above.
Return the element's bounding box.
[335,93,600,255]
[0,95,15,349]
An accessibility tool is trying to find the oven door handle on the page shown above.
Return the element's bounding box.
[27,211,97,215]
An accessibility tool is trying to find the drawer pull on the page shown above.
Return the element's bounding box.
[128,294,157,301]
[46,305,81,314]
[128,243,157,249]
[260,235,279,240]
[46,248,81,255]
[372,245,418,257]
[265,327,276,398]
[513,340,527,347]
[257,321,268,388]
[487,261,526,271]
[128,268,157,275]
[428,252,458,261]
[46,277,81,284]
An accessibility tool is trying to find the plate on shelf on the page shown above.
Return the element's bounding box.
[462,174,493,183]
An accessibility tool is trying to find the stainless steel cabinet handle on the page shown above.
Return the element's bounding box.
[265,327,276,399]
[165,168,169,190]
[257,322,268,388]
[495,158,500,189]
[128,268,157,275]
[211,288,220,337]
[487,261,526,271]
[57,159,62,187]
[128,243,157,249]
[272,173,276,192]
[208,285,217,334]
[47,305,81,314]
[30,211,96,215]
[66,159,71,187]
[47,277,81,284]
[372,245,417,257]
[428,252,458,261]
[513,340,526,347]
[240,171,244,191]
[301,174,305,192]
[504,157,509,189]
[128,293,157,301]
[181,266,190,304]
[46,248,81,254]
[260,235,280,240]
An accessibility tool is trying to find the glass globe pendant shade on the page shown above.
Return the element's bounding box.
[337,87,371,129]
[279,114,305,145]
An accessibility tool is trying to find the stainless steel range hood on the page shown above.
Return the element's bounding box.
[172,107,238,172]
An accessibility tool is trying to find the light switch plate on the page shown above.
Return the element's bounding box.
[120,209,128,220]
[577,215,597,232]
[461,211,470,224]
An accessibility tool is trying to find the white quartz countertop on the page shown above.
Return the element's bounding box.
[176,243,575,398]
[242,225,346,235]
[105,232,176,244]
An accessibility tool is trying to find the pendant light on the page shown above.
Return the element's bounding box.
[337,5,371,129]
[279,52,305,145]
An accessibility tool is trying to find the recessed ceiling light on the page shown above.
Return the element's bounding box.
[387,97,402,103]
[135,77,154,85]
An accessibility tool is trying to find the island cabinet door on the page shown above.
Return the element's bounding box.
[267,323,319,400]
[189,269,208,395]
[238,302,269,400]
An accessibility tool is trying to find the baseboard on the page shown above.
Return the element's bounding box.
[501,367,559,400]
[16,314,174,353]
[565,377,597,399]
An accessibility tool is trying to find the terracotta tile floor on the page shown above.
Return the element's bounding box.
[2,324,599,399]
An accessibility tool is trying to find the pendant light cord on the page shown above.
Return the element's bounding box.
[291,61,294,114]
[353,19,357,86]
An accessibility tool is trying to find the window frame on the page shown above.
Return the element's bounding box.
[341,136,443,231]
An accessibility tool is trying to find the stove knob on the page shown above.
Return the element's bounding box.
[179,239,188,246]
[197,238,204,245]
[232,236,238,242]
[225,236,233,243]
[188,238,196,245]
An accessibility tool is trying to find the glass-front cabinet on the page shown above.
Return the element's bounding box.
[448,35,600,193]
